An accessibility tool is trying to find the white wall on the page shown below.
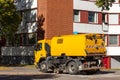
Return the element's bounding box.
[108,25,120,34]
[104,4,120,13]
[73,0,101,12]
[115,0,119,3]
[111,57,120,69]
[73,23,108,34]
[107,47,120,56]
[109,14,119,24]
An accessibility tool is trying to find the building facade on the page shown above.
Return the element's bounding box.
[37,0,120,69]
[37,0,73,39]
[7,0,120,67]
[73,0,120,69]
[14,0,37,46]
[103,0,120,68]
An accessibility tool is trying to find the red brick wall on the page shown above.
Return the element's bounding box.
[37,0,73,39]
[37,0,47,31]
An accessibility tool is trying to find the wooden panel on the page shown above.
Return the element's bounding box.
[80,11,88,23]
[98,12,102,24]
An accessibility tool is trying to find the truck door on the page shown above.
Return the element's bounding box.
[34,43,46,64]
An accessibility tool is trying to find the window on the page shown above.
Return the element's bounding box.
[109,14,119,24]
[88,12,97,23]
[74,10,80,22]
[22,34,27,45]
[28,33,36,45]
[109,35,118,46]
[26,22,37,32]
[102,13,108,24]
[15,34,21,46]
[14,33,37,46]
[23,9,37,22]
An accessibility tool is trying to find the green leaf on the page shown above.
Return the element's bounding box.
[95,0,115,10]
[0,0,21,40]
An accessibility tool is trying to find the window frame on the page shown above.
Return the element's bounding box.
[13,32,37,46]
[108,35,119,46]
[73,10,80,22]
[22,9,37,22]
[88,11,98,23]
[102,13,108,24]
[108,13,119,25]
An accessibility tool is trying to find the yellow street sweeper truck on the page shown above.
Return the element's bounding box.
[34,34,106,74]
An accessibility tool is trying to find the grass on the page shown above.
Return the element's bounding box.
[0,66,12,70]
[110,68,120,70]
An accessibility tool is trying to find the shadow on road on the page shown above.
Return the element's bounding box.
[97,70,115,74]
[0,74,59,80]
[78,70,116,75]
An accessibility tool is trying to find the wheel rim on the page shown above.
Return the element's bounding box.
[68,61,78,74]
[69,64,76,72]
[41,63,46,70]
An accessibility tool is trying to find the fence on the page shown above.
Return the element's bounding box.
[1,46,34,65]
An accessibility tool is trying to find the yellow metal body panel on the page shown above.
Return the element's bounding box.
[51,34,106,57]
[85,34,106,55]
[51,34,87,56]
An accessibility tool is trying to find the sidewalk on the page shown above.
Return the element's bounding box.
[0,65,42,75]
[0,66,120,75]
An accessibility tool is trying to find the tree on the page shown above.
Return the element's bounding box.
[0,0,21,45]
[37,14,45,40]
[96,0,116,10]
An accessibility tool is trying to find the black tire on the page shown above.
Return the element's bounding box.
[39,61,48,73]
[67,61,79,75]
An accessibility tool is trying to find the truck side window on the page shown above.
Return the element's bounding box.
[45,43,51,56]
[36,43,42,51]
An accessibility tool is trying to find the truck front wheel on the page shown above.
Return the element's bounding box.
[39,60,48,73]
[67,61,79,75]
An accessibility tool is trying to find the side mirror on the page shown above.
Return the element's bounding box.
[34,43,42,51]
[34,45,38,51]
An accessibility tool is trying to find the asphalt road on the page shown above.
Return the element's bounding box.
[0,66,120,80]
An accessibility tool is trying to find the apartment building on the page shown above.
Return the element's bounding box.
[103,0,120,68]
[73,0,120,69]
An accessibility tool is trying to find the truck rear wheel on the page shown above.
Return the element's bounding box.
[39,61,48,73]
[67,61,79,75]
